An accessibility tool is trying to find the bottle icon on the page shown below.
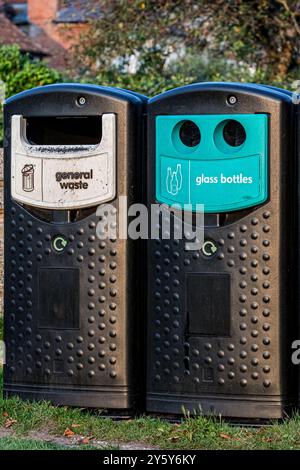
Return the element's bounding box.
[166,167,172,194]
[171,171,178,195]
[176,163,182,191]
[166,164,183,196]
[21,164,34,192]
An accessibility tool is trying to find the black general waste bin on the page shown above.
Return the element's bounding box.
[146,82,297,419]
[3,83,147,410]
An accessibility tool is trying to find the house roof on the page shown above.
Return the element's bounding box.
[56,0,102,23]
[0,13,47,55]
[29,27,73,70]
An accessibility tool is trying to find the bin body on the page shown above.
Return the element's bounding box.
[146,83,297,418]
[3,84,146,409]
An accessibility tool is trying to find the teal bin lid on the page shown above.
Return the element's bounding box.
[155,114,268,212]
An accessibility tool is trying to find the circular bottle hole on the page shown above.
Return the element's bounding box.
[179,121,201,147]
[223,120,246,147]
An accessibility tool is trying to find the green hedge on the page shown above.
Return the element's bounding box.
[0,45,63,145]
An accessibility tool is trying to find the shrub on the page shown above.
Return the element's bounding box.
[0,45,63,144]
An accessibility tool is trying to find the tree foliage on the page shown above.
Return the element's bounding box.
[76,0,300,94]
[206,0,300,81]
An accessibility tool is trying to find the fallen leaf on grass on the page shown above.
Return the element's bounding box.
[2,412,9,417]
[77,435,94,445]
[4,419,17,428]
[71,423,81,429]
[63,428,75,437]
[219,433,241,441]
[169,435,180,442]
[220,433,232,439]
[82,436,93,445]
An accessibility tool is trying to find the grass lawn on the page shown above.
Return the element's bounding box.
[0,437,93,450]
[1,317,300,450]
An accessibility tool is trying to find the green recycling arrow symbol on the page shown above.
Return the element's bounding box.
[202,240,218,257]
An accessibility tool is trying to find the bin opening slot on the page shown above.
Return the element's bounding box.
[25,116,102,145]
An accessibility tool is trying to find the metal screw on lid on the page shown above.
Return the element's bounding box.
[78,96,86,106]
[227,95,237,105]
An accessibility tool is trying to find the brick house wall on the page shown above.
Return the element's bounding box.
[27,0,90,51]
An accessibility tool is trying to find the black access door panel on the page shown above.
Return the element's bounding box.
[187,273,231,337]
[38,268,80,330]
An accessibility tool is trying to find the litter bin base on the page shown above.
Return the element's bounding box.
[147,392,292,419]
[4,384,138,410]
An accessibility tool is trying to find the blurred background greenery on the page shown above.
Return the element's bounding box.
[1,0,300,144]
